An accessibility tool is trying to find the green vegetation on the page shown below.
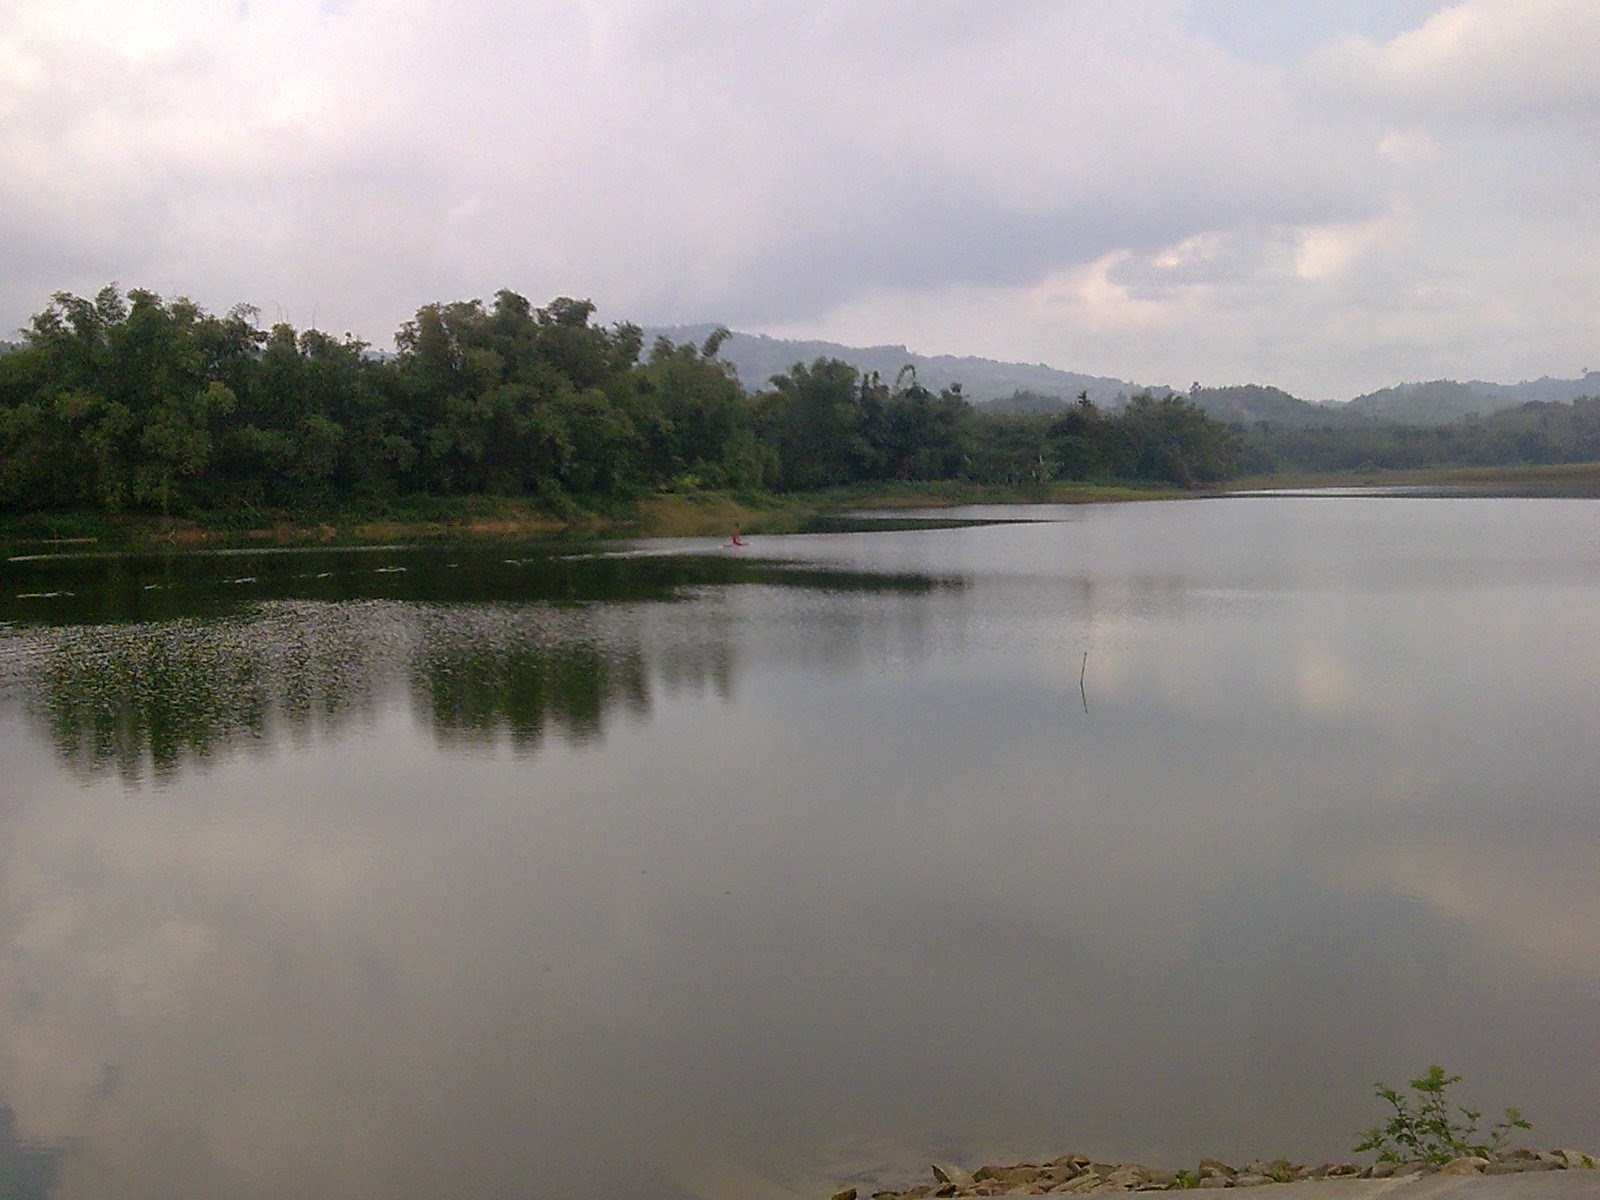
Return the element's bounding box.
[1235,399,1600,476]
[1354,1065,1531,1165]
[0,286,1240,531]
[8,284,1594,541]
[1228,460,1600,497]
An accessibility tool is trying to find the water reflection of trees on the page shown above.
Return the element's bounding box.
[409,610,652,753]
[2,600,746,781]
[417,643,649,750]
[1,547,957,781]
[0,1103,63,1200]
[19,604,404,784]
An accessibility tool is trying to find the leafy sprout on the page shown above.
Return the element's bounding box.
[1354,1065,1531,1165]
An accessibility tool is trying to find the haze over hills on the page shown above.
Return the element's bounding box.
[646,324,1600,427]
[1340,374,1600,424]
[644,325,1139,408]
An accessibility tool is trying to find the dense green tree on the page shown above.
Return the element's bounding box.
[860,367,974,482]
[968,412,1056,485]
[1048,391,1116,480]
[2,287,254,511]
[639,330,772,489]
[1112,392,1240,485]
[757,358,876,490]
[391,292,655,499]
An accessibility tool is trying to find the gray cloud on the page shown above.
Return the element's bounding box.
[0,0,1595,395]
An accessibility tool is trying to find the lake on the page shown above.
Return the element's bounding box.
[2,494,1597,1199]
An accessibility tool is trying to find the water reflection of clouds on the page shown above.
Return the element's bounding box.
[1309,816,1600,983]
[3,687,1597,1199]
[0,1102,63,1200]
[3,503,1600,1197]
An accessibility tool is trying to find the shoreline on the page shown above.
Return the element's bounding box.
[0,481,1186,554]
[840,1149,1598,1198]
[5,461,1600,554]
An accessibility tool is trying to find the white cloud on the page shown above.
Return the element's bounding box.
[1308,0,1600,124]
[1293,210,1403,282]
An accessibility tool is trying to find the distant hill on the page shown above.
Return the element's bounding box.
[1187,384,1343,426]
[1343,373,1600,425]
[1196,376,1600,427]
[643,325,1138,406]
[643,324,1599,426]
[1345,380,1514,424]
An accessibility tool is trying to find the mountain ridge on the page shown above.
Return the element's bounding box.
[644,324,1599,427]
[644,325,1139,408]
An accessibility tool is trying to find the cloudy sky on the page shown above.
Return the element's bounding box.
[1,0,1595,399]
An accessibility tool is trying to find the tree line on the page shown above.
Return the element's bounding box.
[0,286,1242,516]
[1234,398,1600,475]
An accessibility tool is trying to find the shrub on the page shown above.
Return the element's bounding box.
[1354,1065,1531,1165]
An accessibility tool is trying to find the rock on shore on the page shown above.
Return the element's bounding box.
[829,1148,1598,1198]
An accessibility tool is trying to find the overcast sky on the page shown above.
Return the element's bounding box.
[2,0,1596,399]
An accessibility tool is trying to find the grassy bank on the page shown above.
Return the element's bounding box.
[0,480,1193,552]
[1228,460,1600,497]
[4,463,1591,553]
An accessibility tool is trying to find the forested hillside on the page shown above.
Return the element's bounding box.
[1236,397,1600,475]
[1344,374,1600,423]
[644,325,1136,407]
[0,286,1240,517]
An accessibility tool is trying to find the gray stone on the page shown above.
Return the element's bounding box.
[1038,1163,1080,1185]
[1233,1174,1276,1187]
[988,1165,1041,1188]
[932,1164,976,1189]
[1440,1155,1490,1175]
[1560,1149,1598,1169]
[1102,1165,1147,1186]
[1241,1160,1296,1182]
[833,1190,859,1200]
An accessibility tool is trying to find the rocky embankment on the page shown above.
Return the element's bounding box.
[831,1148,1598,1198]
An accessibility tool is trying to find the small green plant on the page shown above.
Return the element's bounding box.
[1354,1065,1531,1165]
[1168,1167,1199,1189]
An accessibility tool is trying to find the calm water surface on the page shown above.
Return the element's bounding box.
[2,496,1597,1199]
